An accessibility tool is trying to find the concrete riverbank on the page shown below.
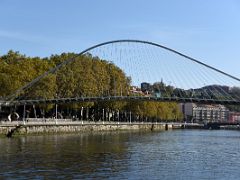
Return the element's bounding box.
[0,119,186,137]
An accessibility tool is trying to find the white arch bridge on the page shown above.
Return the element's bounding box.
[1,39,240,106]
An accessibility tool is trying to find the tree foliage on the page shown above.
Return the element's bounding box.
[0,50,183,120]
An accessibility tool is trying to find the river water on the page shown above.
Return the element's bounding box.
[0,130,240,179]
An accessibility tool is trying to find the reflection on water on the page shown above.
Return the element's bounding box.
[1,130,240,179]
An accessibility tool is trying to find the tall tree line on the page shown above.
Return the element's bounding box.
[0,51,183,120]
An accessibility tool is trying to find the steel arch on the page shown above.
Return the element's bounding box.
[5,39,240,101]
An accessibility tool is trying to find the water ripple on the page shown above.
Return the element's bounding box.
[0,130,240,179]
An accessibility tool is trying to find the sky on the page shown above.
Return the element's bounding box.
[0,0,240,78]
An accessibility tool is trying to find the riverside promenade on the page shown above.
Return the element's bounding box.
[0,119,203,137]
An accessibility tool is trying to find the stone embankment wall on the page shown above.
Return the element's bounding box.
[0,120,175,136]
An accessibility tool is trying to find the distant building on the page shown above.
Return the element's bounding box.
[130,86,143,95]
[141,82,151,92]
[229,112,240,122]
[179,103,229,123]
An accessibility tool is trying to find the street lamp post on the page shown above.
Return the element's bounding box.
[23,104,26,122]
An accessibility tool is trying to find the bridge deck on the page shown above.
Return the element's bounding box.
[2,96,240,106]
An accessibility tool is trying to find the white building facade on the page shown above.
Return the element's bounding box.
[179,103,229,123]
